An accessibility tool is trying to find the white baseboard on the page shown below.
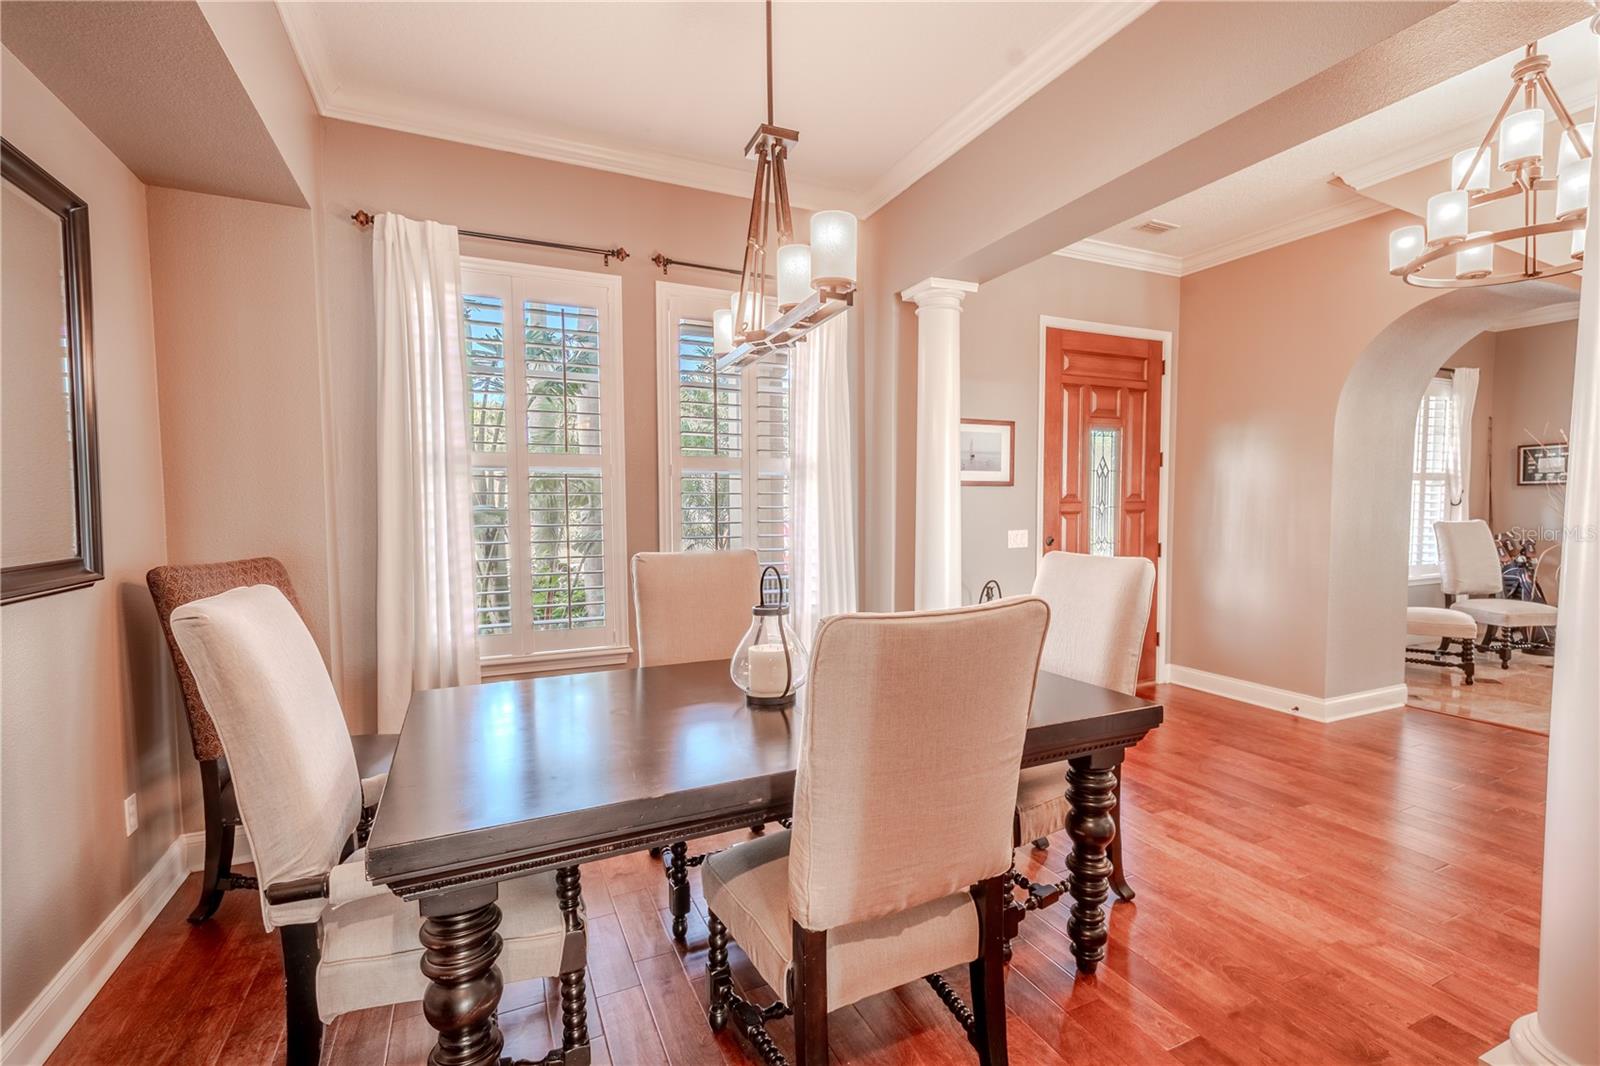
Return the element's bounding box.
[1,836,188,1066]
[1167,665,1408,723]
[181,828,253,872]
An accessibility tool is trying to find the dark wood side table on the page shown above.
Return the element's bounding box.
[366,660,1161,1066]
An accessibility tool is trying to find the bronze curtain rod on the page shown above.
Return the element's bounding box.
[350,210,628,266]
[651,252,773,280]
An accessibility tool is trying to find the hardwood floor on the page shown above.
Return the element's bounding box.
[1406,647,1554,734]
[45,684,1546,1066]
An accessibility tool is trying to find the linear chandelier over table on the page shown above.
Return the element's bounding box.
[1388,39,1592,288]
[713,0,857,372]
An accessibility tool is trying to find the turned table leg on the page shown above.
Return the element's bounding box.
[1066,750,1119,975]
[553,866,592,1066]
[667,840,691,941]
[420,885,506,1066]
[1107,756,1135,903]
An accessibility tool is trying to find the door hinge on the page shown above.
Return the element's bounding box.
[1156,542,1162,558]
[1158,451,1164,468]
[1155,631,1161,647]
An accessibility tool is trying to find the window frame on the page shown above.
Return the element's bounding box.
[1408,374,1454,582]
[654,281,792,575]
[461,256,629,676]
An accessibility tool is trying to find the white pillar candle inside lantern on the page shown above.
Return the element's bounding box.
[1556,126,1592,220]
[1451,147,1491,192]
[1498,108,1545,168]
[712,308,735,354]
[809,210,858,289]
[1455,241,1492,280]
[1426,191,1469,246]
[776,243,812,310]
[1388,225,1424,273]
[730,565,809,708]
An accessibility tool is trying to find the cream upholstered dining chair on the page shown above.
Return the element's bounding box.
[633,548,765,937]
[702,598,1051,1066]
[1014,552,1155,907]
[148,557,395,924]
[171,585,581,1066]
[631,548,762,666]
[1435,519,1559,667]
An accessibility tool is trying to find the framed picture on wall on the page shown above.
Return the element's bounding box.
[960,419,1014,486]
[1517,443,1568,485]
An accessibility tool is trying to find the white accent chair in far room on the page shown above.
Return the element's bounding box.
[171,585,584,1066]
[1435,519,1559,668]
[632,548,765,938]
[1405,606,1478,684]
[1010,551,1155,933]
[701,599,1051,1066]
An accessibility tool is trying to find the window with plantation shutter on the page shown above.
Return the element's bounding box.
[461,259,628,673]
[1409,375,1454,577]
[656,283,793,588]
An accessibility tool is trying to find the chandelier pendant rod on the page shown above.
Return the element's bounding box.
[1456,82,1522,193]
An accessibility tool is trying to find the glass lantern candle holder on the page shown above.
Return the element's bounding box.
[731,566,809,709]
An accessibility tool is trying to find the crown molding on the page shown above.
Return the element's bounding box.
[1341,87,1598,191]
[1053,238,1184,277]
[1056,197,1391,278]
[277,0,1150,219]
[857,1,1154,217]
[1181,197,1392,274]
[1493,302,1581,332]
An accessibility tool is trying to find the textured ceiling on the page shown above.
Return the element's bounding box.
[1,0,306,207]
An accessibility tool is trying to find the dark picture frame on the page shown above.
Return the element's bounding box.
[1516,443,1567,486]
[2,138,103,604]
[960,418,1015,487]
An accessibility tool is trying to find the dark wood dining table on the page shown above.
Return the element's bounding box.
[366,659,1162,1066]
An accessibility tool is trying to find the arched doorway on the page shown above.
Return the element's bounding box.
[1323,280,1579,698]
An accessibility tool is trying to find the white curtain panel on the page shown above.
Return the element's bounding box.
[372,213,481,732]
[791,312,859,644]
[1446,366,1479,519]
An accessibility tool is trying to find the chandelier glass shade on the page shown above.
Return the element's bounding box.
[714,0,857,370]
[1388,41,1591,288]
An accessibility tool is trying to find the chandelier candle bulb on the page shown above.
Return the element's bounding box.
[1455,241,1493,280]
[712,308,735,355]
[1426,191,1469,246]
[776,243,812,310]
[809,210,858,288]
[1499,108,1546,168]
[1389,225,1425,272]
[1451,147,1492,192]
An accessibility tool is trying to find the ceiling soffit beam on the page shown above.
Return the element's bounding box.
[871,0,1592,294]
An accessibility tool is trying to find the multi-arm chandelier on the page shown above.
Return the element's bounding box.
[712,0,857,371]
[1388,41,1591,288]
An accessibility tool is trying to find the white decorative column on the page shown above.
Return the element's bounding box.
[901,277,978,609]
[1482,124,1599,1066]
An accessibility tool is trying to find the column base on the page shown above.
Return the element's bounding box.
[1481,1013,1583,1066]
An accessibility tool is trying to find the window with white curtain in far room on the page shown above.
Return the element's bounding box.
[460,258,627,670]
[1409,375,1454,577]
[657,283,793,588]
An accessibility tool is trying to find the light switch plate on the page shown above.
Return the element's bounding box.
[123,794,138,837]
[1007,529,1029,549]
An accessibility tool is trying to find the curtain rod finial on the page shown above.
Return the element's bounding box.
[352,210,375,228]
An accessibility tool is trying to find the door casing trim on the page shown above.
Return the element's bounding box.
[1037,316,1176,684]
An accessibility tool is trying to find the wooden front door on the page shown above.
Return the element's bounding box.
[1042,328,1163,682]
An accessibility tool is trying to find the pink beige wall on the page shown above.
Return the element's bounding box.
[1490,320,1580,542]
[1171,210,1439,697]
[146,186,334,829]
[959,255,1179,601]
[1,48,179,1031]
[316,120,826,729]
